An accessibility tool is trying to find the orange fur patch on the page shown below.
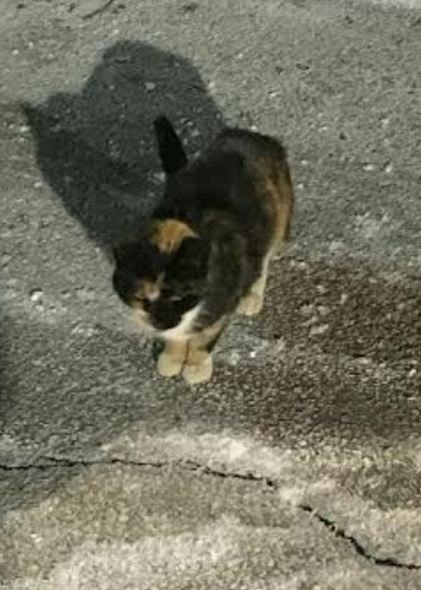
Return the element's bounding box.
[151,219,196,253]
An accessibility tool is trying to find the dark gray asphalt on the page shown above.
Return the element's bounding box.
[1,1,421,588]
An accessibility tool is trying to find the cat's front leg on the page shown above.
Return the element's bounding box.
[157,339,187,378]
[182,321,225,385]
[183,348,213,385]
[237,254,271,316]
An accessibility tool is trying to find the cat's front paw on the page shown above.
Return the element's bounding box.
[157,351,184,378]
[237,292,264,316]
[183,355,213,385]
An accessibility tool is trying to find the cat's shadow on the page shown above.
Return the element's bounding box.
[22,40,224,247]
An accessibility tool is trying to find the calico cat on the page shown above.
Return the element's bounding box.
[112,116,294,384]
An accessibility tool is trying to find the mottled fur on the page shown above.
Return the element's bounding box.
[113,117,294,384]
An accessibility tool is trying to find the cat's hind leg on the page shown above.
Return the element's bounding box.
[238,201,292,317]
[237,254,271,316]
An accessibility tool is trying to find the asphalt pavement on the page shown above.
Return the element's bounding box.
[1,0,421,588]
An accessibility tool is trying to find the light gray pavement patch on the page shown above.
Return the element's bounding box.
[1,0,421,588]
[2,464,421,589]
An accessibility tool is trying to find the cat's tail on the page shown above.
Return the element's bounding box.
[153,116,188,176]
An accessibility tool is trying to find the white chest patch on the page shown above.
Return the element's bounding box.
[160,304,202,341]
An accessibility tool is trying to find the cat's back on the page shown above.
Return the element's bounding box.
[212,127,287,164]
[185,127,289,197]
[159,126,293,246]
[209,127,294,246]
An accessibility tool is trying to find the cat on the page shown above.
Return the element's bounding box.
[112,116,294,384]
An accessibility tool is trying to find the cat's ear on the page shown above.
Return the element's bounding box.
[154,116,188,176]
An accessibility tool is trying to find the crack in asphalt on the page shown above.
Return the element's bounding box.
[81,0,116,20]
[1,455,420,571]
[0,456,167,472]
[299,505,421,571]
[0,456,275,486]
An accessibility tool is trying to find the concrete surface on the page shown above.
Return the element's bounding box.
[1,0,421,588]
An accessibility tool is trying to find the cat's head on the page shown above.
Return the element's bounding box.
[112,219,210,334]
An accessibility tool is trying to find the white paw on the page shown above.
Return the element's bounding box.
[237,292,264,316]
[182,355,213,385]
[157,352,183,378]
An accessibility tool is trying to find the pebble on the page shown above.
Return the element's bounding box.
[363,163,375,171]
[355,357,371,366]
[329,240,345,253]
[145,81,156,91]
[71,324,96,337]
[30,288,43,302]
[153,171,165,183]
[309,323,329,337]
[12,49,19,56]
[225,350,241,366]
[34,181,43,189]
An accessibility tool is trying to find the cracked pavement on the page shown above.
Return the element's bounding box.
[1,0,421,588]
